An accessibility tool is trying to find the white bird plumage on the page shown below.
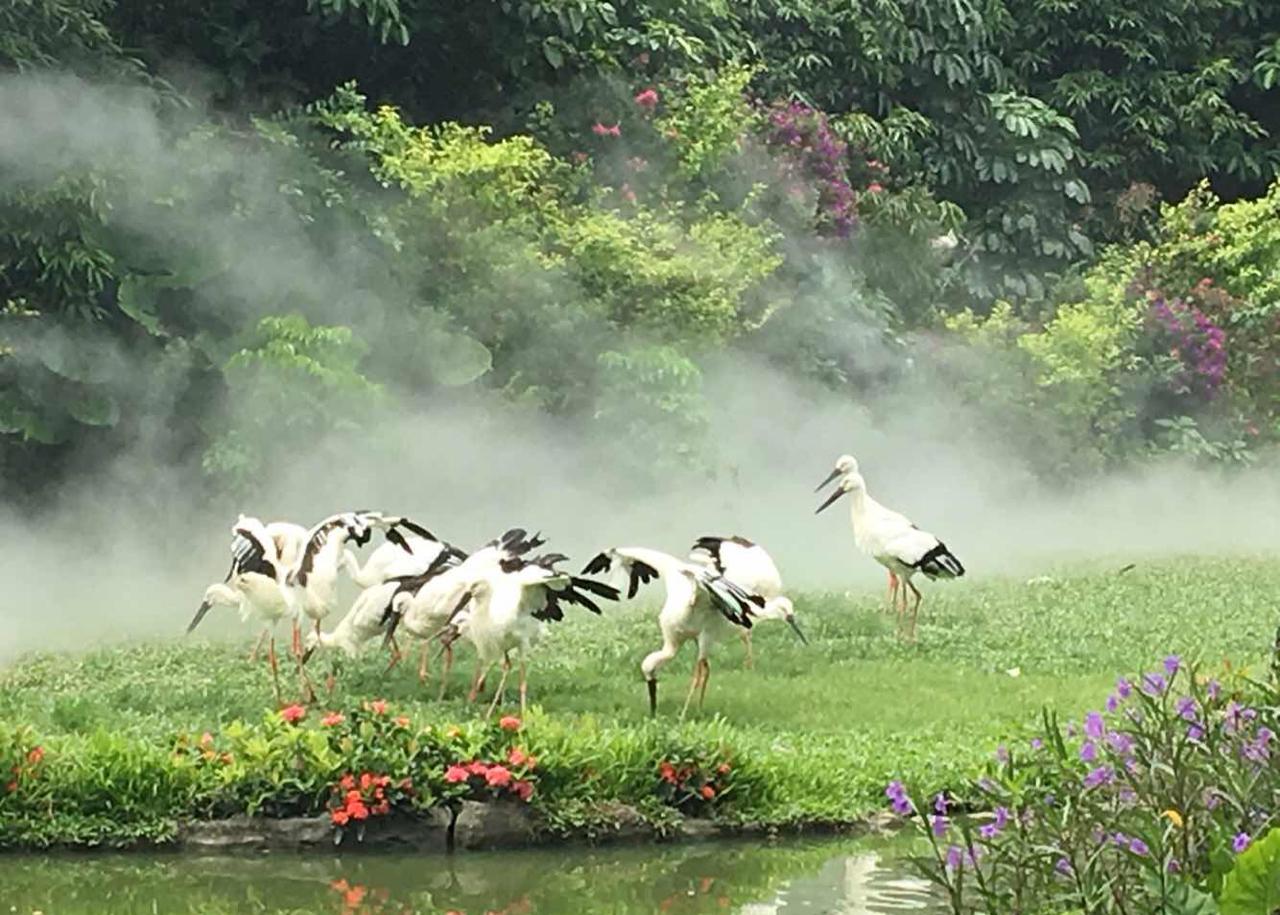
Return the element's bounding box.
[815,455,965,640]
[688,535,806,667]
[583,546,782,717]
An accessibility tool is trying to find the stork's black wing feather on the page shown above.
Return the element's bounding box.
[628,560,658,599]
[385,527,410,553]
[570,577,621,601]
[396,518,438,541]
[699,573,759,629]
[581,552,612,576]
[230,528,276,579]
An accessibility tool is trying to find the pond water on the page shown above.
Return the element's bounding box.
[0,838,943,914]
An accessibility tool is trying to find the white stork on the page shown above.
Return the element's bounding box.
[188,515,301,703]
[582,547,787,717]
[381,528,543,694]
[815,456,965,641]
[688,535,806,668]
[285,510,386,643]
[815,455,910,609]
[459,550,619,716]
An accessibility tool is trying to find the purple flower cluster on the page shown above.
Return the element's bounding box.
[761,100,857,238]
[885,780,912,816]
[1147,297,1227,399]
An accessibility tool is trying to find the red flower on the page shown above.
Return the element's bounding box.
[394,716,410,728]
[26,746,44,765]
[368,699,389,715]
[372,801,391,816]
[344,885,367,906]
[331,809,350,826]
[485,765,513,788]
[466,760,489,776]
[508,747,528,767]
[320,712,345,727]
[513,779,535,801]
[499,716,522,732]
[867,182,884,193]
[659,762,678,784]
[701,785,716,800]
[634,88,659,110]
[591,122,622,138]
[348,800,370,820]
[279,704,307,724]
[716,763,731,775]
[345,790,363,806]
[445,765,470,784]
[360,772,374,791]
[199,732,214,748]
[339,774,356,791]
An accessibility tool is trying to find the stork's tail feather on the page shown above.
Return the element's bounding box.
[916,542,965,579]
[581,551,613,576]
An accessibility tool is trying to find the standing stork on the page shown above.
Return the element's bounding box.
[815,455,910,610]
[814,456,965,641]
[382,528,544,694]
[285,510,385,647]
[188,515,301,704]
[583,547,793,717]
[688,535,806,669]
[458,551,619,716]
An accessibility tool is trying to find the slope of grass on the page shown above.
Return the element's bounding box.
[0,555,1275,845]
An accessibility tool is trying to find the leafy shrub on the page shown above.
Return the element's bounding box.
[891,657,1280,913]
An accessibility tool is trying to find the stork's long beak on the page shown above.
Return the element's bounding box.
[814,467,841,493]
[786,614,809,645]
[187,601,212,634]
[446,592,472,623]
[647,679,658,718]
[815,487,847,514]
[302,643,316,665]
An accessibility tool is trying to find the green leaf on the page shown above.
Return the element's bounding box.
[116,277,165,336]
[542,38,563,69]
[67,390,120,427]
[1221,828,1280,915]
[1143,875,1219,915]
[428,333,492,387]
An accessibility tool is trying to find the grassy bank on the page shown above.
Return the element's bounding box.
[0,556,1275,849]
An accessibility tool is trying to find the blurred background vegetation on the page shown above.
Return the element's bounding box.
[3,0,1280,504]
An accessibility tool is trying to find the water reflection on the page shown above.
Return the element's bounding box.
[0,839,941,914]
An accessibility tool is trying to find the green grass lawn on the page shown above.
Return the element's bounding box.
[1,555,1276,831]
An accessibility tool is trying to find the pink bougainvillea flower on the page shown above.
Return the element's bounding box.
[499,716,522,732]
[514,780,535,801]
[634,88,659,110]
[485,765,513,788]
[444,765,469,784]
[280,704,307,724]
[320,712,345,727]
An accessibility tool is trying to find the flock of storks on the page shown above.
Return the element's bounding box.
[189,454,965,716]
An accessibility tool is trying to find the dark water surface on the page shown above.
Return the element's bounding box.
[0,838,943,914]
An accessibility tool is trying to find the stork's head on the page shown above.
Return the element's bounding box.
[761,595,808,644]
[814,454,858,493]
[339,511,378,546]
[814,470,864,514]
[188,583,238,634]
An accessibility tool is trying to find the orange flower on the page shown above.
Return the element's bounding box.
[368,699,389,715]
[320,712,345,727]
[339,774,356,791]
[360,772,374,791]
[513,779,535,801]
[499,715,522,732]
[26,746,44,765]
[659,762,677,784]
[508,747,528,767]
[331,809,350,826]
[716,763,731,775]
[700,785,716,800]
[330,879,350,892]
[394,716,410,727]
[279,704,306,724]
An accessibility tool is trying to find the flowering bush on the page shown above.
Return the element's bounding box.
[327,770,419,840]
[1144,294,1228,402]
[0,726,44,800]
[890,656,1280,913]
[761,100,856,237]
[655,753,734,816]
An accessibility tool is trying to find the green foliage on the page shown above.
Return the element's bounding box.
[899,658,1279,913]
[655,63,759,178]
[1220,828,1280,915]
